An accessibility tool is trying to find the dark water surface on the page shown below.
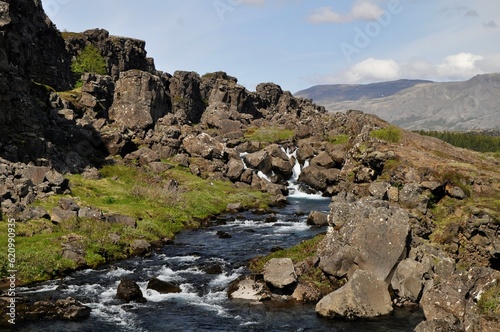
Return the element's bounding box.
[15,196,423,331]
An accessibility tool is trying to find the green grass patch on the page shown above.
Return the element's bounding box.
[248,233,325,273]
[245,126,295,143]
[370,126,402,143]
[326,134,350,145]
[1,163,271,284]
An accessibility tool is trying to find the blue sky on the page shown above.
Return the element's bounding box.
[43,0,500,93]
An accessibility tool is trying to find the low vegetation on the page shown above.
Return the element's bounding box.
[245,126,295,143]
[370,126,402,143]
[0,162,271,284]
[478,281,500,317]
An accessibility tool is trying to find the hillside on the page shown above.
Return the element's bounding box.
[296,74,500,130]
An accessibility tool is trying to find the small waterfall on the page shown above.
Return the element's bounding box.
[284,147,324,199]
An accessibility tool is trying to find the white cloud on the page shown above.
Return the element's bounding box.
[344,58,401,82]
[308,1,384,24]
[352,1,384,21]
[437,53,484,79]
[319,53,500,84]
[233,0,266,6]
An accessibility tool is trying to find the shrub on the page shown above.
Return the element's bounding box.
[71,44,107,77]
[370,126,402,143]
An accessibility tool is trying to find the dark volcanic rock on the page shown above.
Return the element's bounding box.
[147,277,181,294]
[116,279,146,303]
[109,70,170,131]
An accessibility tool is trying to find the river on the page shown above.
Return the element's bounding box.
[14,196,423,331]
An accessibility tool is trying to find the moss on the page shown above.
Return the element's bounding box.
[370,126,402,143]
[61,31,84,40]
[245,126,295,143]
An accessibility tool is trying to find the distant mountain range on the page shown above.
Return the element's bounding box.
[295,74,500,131]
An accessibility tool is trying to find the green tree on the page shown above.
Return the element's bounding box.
[71,44,107,76]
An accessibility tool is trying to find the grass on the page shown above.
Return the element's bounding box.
[326,134,350,145]
[370,126,402,143]
[58,87,83,105]
[478,281,500,317]
[0,163,271,284]
[245,126,295,143]
[249,234,325,273]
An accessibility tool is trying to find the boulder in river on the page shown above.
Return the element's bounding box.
[147,277,181,294]
[263,258,297,289]
[228,276,272,301]
[315,269,393,319]
[116,279,146,303]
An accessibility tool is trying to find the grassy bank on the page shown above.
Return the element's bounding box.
[0,162,271,285]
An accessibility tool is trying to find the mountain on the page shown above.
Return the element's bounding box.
[295,74,500,130]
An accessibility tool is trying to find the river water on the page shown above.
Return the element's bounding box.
[15,196,423,331]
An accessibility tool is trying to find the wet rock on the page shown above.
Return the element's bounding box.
[263,258,297,289]
[298,165,340,192]
[311,151,335,169]
[202,263,224,275]
[226,202,243,213]
[130,240,151,256]
[147,277,181,294]
[228,276,272,301]
[315,270,393,319]
[243,150,272,175]
[306,211,329,227]
[116,279,146,303]
[216,231,232,239]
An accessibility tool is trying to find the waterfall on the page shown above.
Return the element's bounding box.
[284,147,324,199]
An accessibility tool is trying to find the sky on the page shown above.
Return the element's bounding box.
[42,0,500,93]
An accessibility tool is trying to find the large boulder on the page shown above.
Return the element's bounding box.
[315,269,393,319]
[116,279,146,303]
[390,258,427,301]
[227,276,272,301]
[263,258,297,289]
[182,133,225,160]
[109,70,170,131]
[318,193,410,281]
[298,165,341,192]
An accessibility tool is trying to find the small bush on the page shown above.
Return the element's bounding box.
[370,126,402,143]
[71,44,107,76]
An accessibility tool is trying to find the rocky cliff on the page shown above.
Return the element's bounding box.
[0,0,499,330]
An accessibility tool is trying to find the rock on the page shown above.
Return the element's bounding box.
[298,165,341,192]
[390,258,427,301]
[414,319,463,332]
[45,169,68,187]
[109,70,170,131]
[116,279,146,303]
[202,263,224,275]
[130,240,151,256]
[216,231,232,239]
[263,258,297,289]
[368,181,391,200]
[228,276,272,301]
[226,202,243,213]
[58,198,80,211]
[226,158,245,181]
[147,277,181,294]
[51,207,77,224]
[311,151,335,169]
[169,71,206,123]
[399,183,428,211]
[78,206,104,221]
[296,143,315,164]
[446,184,466,200]
[306,211,329,227]
[182,133,225,160]
[354,166,375,183]
[315,270,393,319]
[243,150,272,175]
[387,186,399,202]
[291,283,322,303]
[318,194,410,281]
[107,214,137,228]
